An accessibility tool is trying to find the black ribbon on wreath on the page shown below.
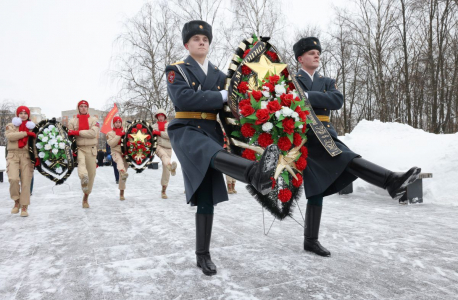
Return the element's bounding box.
[28,118,76,185]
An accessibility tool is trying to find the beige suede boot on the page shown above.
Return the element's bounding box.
[20,205,28,217]
[161,185,168,199]
[227,183,234,194]
[120,190,125,201]
[232,183,237,194]
[11,200,21,214]
[82,194,90,208]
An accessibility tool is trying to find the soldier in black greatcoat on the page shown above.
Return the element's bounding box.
[165,20,280,276]
[293,37,421,257]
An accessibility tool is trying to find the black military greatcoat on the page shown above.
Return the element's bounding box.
[166,55,228,205]
[295,69,360,198]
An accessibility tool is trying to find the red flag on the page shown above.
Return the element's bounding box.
[101,104,118,134]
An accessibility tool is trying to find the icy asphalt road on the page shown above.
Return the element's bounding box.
[1,166,457,300]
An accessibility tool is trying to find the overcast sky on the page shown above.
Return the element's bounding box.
[0,0,346,118]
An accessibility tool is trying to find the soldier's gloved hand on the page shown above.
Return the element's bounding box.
[26,132,37,138]
[116,131,125,136]
[220,90,228,103]
[68,130,80,136]
[153,130,161,136]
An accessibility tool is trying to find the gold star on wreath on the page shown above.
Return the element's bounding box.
[245,55,287,82]
[129,130,149,143]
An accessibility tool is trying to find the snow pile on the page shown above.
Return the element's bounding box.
[340,120,458,206]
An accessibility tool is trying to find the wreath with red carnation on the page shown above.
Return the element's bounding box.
[222,34,312,220]
[121,120,157,173]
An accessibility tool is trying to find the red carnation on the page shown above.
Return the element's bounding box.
[280,94,294,107]
[271,177,276,189]
[268,75,280,85]
[131,128,138,133]
[278,189,292,203]
[263,82,275,93]
[128,149,132,154]
[242,49,251,58]
[146,135,151,140]
[299,111,307,122]
[255,109,270,125]
[251,90,262,101]
[305,110,310,115]
[267,100,282,114]
[296,156,307,171]
[282,68,289,78]
[242,149,256,161]
[258,133,273,148]
[301,146,309,158]
[295,106,302,113]
[292,173,303,188]
[288,82,295,91]
[282,118,295,135]
[241,123,256,137]
[136,124,142,129]
[141,128,147,133]
[293,132,302,147]
[137,141,141,144]
[127,142,131,147]
[239,99,251,109]
[240,105,255,117]
[241,65,252,75]
[278,136,292,151]
[238,81,249,94]
[266,51,278,62]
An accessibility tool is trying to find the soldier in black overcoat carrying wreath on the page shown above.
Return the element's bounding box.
[293,37,421,257]
[165,20,280,276]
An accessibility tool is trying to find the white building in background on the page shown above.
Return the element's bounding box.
[29,107,46,123]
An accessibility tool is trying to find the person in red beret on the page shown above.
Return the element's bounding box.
[152,108,177,199]
[68,100,100,208]
[106,116,129,200]
[5,106,36,217]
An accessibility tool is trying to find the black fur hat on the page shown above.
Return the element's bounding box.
[293,37,321,60]
[182,20,213,45]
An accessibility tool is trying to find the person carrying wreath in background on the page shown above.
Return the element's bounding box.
[152,108,177,199]
[106,116,129,200]
[68,100,100,208]
[5,105,36,217]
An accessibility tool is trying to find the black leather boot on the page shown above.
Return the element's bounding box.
[195,213,217,276]
[212,144,279,195]
[346,158,421,200]
[303,204,331,257]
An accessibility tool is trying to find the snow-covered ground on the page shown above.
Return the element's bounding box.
[0,120,457,300]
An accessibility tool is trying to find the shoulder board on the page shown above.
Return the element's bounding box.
[171,61,184,66]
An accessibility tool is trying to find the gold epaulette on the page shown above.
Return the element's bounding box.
[171,61,184,66]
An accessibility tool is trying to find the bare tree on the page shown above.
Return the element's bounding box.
[112,1,182,121]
